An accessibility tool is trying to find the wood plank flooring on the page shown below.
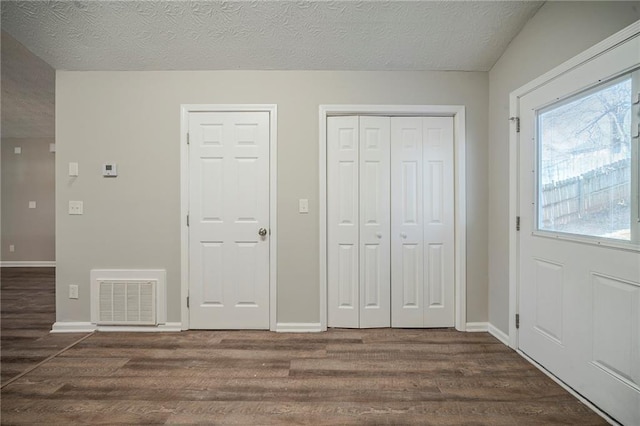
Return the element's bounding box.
[1,268,606,425]
[1,267,89,385]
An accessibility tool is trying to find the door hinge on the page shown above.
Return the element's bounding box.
[187,133,190,144]
[187,296,190,308]
[510,116,520,133]
[187,214,190,227]
[515,314,520,329]
[516,216,521,231]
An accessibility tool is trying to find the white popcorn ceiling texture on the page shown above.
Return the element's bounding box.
[1,1,543,72]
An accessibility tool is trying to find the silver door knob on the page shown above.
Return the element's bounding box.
[376,232,383,239]
[258,228,268,237]
[400,232,407,239]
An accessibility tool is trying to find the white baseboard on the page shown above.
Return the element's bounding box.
[51,322,96,333]
[465,322,488,332]
[1,261,56,267]
[51,322,182,333]
[275,322,322,333]
[488,323,510,346]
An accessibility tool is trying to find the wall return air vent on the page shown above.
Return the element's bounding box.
[97,280,156,325]
[90,269,166,327]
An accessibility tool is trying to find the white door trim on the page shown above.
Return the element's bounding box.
[508,21,640,349]
[180,104,278,331]
[319,105,467,331]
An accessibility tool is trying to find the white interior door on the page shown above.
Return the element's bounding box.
[189,111,270,329]
[327,116,391,328]
[391,117,455,327]
[359,117,391,327]
[327,116,360,327]
[328,115,454,329]
[518,35,640,425]
[391,117,424,327]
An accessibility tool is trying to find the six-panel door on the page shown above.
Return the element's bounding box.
[189,111,270,329]
[327,116,392,328]
[328,116,455,328]
[391,117,455,328]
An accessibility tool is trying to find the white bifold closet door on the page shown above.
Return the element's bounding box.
[327,116,391,328]
[391,117,454,327]
[327,115,454,328]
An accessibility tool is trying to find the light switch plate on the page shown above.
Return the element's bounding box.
[9,245,15,253]
[69,285,79,299]
[299,198,309,214]
[49,143,56,153]
[14,147,21,154]
[69,162,79,177]
[29,201,36,209]
[69,201,83,215]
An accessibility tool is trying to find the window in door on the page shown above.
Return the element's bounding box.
[536,69,640,244]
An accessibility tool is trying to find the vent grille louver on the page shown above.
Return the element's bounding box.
[97,280,157,325]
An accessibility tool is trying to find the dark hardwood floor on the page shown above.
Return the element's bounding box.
[1,267,89,385]
[1,268,605,425]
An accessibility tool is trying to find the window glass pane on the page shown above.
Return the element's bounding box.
[537,76,632,240]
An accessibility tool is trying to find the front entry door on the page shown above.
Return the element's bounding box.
[517,40,640,425]
[189,111,270,329]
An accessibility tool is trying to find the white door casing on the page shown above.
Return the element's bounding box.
[320,105,466,332]
[515,30,640,425]
[187,110,271,329]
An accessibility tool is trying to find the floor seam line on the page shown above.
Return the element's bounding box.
[1,331,95,389]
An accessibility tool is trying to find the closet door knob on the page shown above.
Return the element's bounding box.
[376,232,382,239]
[400,232,407,239]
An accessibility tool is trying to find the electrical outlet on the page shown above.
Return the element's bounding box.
[9,244,15,253]
[69,285,79,299]
[69,201,83,215]
[29,201,36,209]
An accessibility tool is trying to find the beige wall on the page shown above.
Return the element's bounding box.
[487,2,640,333]
[1,138,56,261]
[1,30,56,263]
[56,71,489,324]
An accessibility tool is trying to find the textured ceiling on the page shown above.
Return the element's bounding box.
[1,30,55,139]
[1,1,543,72]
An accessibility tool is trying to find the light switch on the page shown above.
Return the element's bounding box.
[14,147,21,154]
[69,162,79,177]
[49,143,56,153]
[29,201,36,209]
[68,201,83,215]
[9,245,15,253]
[69,285,79,299]
[299,198,309,214]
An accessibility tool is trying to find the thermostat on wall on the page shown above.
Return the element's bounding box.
[103,163,117,177]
